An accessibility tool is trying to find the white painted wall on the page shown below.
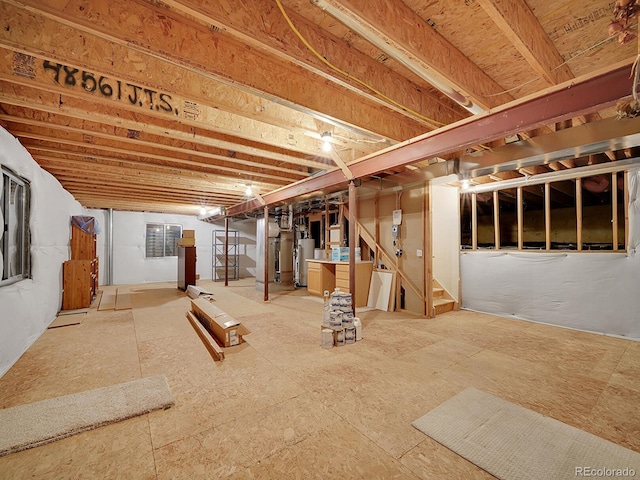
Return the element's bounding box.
[461,168,640,340]
[0,129,261,377]
[431,177,460,301]
[0,128,83,377]
[84,210,259,285]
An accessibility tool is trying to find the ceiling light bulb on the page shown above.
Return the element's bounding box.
[245,185,252,196]
[461,179,470,190]
[320,131,332,152]
[200,207,207,215]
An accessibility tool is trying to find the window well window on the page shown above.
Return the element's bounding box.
[145,223,182,258]
[1,167,30,285]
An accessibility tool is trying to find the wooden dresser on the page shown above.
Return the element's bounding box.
[62,216,99,310]
[177,246,197,291]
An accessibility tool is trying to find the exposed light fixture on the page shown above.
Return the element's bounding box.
[197,206,225,221]
[245,184,253,196]
[199,207,207,216]
[461,179,470,190]
[321,131,332,152]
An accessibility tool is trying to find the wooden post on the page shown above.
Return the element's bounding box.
[612,172,618,250]
[264,205,269,302]
[374,194,380,265]
[325,197,330,256]
[517,187,523,250]
[425,183,433,317]
[471,193,477,251]
[545,183,551,250]
[224,217,229,286]
[493,190,500,249]
[624,171,629,250]
[576,178,583,251]
[348,180,357,316]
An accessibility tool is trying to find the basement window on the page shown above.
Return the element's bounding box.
[1,166,31,286]
[145,223,182,258]
[460,170,628,253]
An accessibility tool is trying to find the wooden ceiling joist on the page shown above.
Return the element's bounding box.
[311,0,514,111]
[477,0,574,86]
[12,129,289,191]
[5,0,429,142]
[31,154,265,196]
[158,0,465,129]
[0,79,327,172]
[0,114,309,183]
[0,0,635,214]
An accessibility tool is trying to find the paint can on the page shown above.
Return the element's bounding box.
[329,310,343,327]
[322,297,331,327]
[345,326,356,344]
[335,328,345,346]
[321,328,334,349]
[353,317,362,341]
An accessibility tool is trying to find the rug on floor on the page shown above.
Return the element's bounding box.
[0,374,174,457]
[412,387,640,480]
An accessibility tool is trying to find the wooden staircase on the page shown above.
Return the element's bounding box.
[432,281,455,315]
[354,220,457,317]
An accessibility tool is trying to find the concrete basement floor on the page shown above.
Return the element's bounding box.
[0,278,639,479]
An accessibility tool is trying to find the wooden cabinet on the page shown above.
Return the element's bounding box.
[334,263,350,292]
[62,217,99,311]
[62,259,94,310]
[178,246,197,291]
[306,260,372,307]
[307,261,335,296]
[71,221,97,260]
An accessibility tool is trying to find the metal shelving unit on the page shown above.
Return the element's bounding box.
[213,229,239,282]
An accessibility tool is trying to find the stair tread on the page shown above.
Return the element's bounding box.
[433,298,454,306]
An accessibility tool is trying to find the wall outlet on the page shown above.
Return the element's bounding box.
[417,249,423,257]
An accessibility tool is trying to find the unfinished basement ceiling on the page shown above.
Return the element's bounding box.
[0,0,638,215]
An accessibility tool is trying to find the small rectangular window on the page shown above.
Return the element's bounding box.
[145,223,182,258]
[1,167,30,285]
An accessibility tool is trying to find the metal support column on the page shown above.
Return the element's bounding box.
[348,180,356,316]
[264,206,269,302]
[224,216,229,287]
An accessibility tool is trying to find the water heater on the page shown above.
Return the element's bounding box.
[296,238,315,287]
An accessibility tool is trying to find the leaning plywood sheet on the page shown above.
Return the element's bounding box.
[91,291,103,310]
[186,311,224,361]
[114,288,131,310]
[56,308,89,316]
[48,313,85,329]
[367,270,394,312]
[98,290,116,311]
